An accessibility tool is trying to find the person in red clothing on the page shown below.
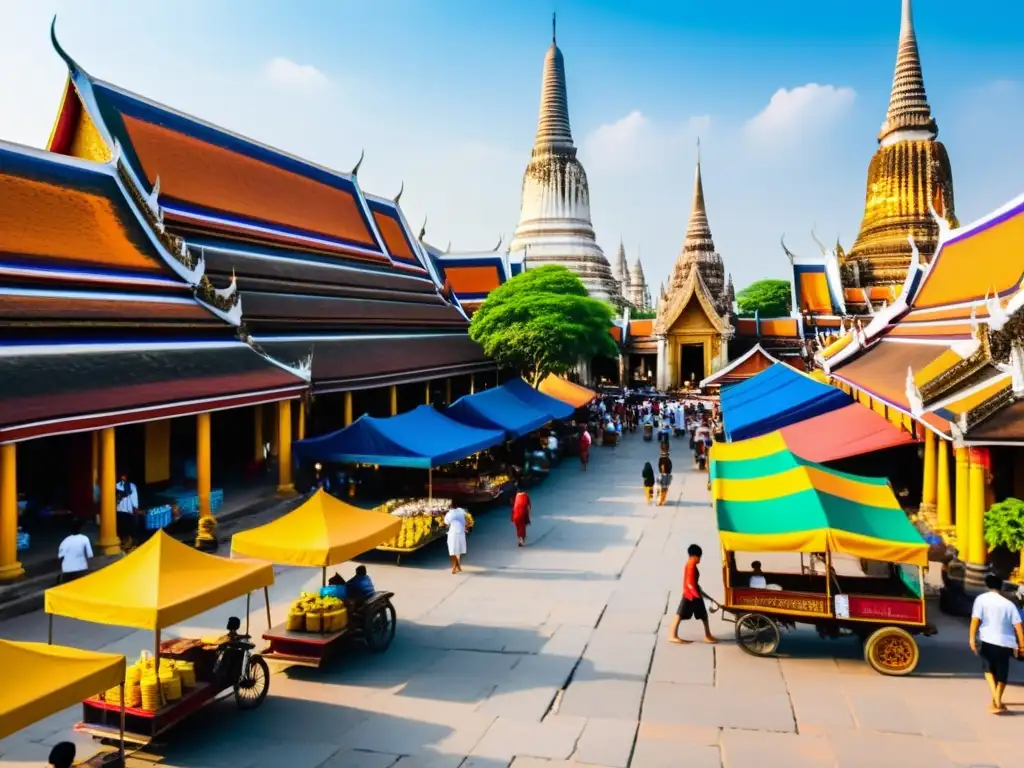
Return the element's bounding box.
[511,490,532,546]
[667,544,717,645]
[578,428,592,472]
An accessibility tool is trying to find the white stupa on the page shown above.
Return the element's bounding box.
[508,16,619,304]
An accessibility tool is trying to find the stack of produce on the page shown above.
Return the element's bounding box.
[174,660,196,689]
[376,497,456,550]
[195,514,218,548]
[140,672,161,712]
[287,592,348,633]
[158,664,182,702]
[485,472,511,489]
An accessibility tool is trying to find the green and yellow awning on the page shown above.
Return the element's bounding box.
[710,434,928,566]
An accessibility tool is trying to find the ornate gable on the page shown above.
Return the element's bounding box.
[655,267,731,337]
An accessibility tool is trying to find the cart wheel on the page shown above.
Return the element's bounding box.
[364,599,397,653]
[735,613,781,657]
[864,626,919,676]
[234,654,270,709]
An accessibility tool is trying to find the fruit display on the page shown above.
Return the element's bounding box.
[376,498,474,552]
[285,592,349,633]
[100,651,197,712]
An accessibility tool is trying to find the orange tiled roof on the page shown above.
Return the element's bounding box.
[629,319,654,337]
[445,265,502,296]
[609,326,622,343]
[795,270,832,314]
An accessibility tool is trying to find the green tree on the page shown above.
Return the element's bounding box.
[736,279,792,317]
[983,497,1024,573]
[631,308,657,319]
[470,265,617,386]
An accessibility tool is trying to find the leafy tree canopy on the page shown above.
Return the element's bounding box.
[631,308,657,319]
[469,265,617,386]
[736,279,792,318]
[983,497,1024,552]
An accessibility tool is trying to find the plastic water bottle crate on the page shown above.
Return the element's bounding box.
[16,531,30,551]
[145,505,173,530]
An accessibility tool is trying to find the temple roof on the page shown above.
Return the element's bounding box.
[700,344,781,388]
[878,0,937,143]
[656,265,731,338]
[363,193,431,276]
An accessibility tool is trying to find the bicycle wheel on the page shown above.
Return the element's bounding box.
[234,654,270,709]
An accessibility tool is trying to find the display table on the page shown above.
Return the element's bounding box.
[262,623,348,668]
[78,682,218,745]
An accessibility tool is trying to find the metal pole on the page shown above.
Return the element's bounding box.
[48,614,53,645]
[264,586,272,630]
[322,566,327,588]
[119,682,126,764]
[154,629,164,707]
[246,593,251,636]
[428,468,433,502]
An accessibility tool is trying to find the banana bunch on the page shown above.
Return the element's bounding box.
[291,593,343,614]
[395,516,436,548]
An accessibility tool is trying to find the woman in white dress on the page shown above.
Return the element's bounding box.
[444,507,468,574]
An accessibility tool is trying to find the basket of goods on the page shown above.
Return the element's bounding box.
[174,660,196,689]
[158,663,182,702]
[290,593,347,633]
[140,673,161,712]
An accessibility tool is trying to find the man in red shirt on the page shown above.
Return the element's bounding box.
[668,544,717,644]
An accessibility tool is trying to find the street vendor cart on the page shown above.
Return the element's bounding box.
[710,440,935,676]
[231,489,402,667]
[44,531,275,745]
[0,639,127,766]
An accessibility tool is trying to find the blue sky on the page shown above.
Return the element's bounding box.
[1,0,1021,291]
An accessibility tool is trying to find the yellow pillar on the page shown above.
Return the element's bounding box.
[470,374,476,394]
[91,431,99,489]
[425,381,432,405]
[0,443,25,582]
[277,400,294,494]
[254,405,264,462]
[966,448,988,567]
[298,400,306,441]
[344,392,353,426]
[920,429,937,514]
[196,412,211,518]
[445,378,452,405]
[955,447,970,555]
[935,438,951,529]
[389,385,398,416]
[98,428,120,555]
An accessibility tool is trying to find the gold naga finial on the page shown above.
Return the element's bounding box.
[394,181,404,205]
[351,149,365,176]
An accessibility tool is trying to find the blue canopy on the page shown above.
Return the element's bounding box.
[446,385,552,439]
[500,378,575,420]
[722,363,852,441]
[293,405,506,469]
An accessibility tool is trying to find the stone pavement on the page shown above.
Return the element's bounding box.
[1,432,1020,767]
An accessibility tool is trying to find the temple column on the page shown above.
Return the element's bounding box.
[965,448,989,581]
[344,392,353,426]
[0,443,24,582]
[297,400,306,441]
[935,438,951,530]
[656,337,667,391]
[425,381,432,405]
[276,400,294,494]
[954,447,970,556]
[196,412,212,518]
[470,374,476,395]
[389,386,398,416]
[920,429,937,516]
[445,379,452,406]
[253,405,264,463]
[98,428,120,555]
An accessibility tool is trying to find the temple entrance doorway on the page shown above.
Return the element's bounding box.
[628,353,657,389]
[680,343,705,389]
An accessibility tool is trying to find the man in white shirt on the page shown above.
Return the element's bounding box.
[970,573,1024,713]
[57,520,93,581]
[115,472,140,547]
[748,561,768,589]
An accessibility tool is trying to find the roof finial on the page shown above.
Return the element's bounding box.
[696,136,701,166]
[552,12,556,45]
[533,13,573,150]
[351,148,365,176]
[394,180,404,204]
[878,0,936,143]
[50,16,83,76]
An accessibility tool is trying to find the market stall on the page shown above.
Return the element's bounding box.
[231,489,402,667]
[538,374,598,409]
[44,531,275,745]
[501,377,576,420]
[0,639,126,766]
[371,497,474,561]
[446,385,552,438]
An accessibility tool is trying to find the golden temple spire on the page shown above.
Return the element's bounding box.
[683,140,713,253]
[533,14,574,153]
[878,0,937,144]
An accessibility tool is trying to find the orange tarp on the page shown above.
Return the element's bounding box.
[779,403,918,463]
[538,375,596,408]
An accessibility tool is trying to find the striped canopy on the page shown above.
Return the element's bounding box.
[709,433,928,566]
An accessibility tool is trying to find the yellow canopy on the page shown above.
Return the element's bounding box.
[538,374,596,408]
[0,639,125,740]
[45,531,275,631]
[230,489,402,568]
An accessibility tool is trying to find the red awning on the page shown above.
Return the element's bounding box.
[779,403,918,463]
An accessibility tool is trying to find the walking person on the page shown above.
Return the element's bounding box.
[969,573,1024,713]
[657,451,673,506]
[57,519,93,583]
[578,427,592,472]
[115,471,140,550]
[641,462,655,505]
[444,506,469,574]
[511,490,532,546]
[668,544,717,644]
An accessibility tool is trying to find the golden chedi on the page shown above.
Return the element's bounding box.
[845,0,957,293]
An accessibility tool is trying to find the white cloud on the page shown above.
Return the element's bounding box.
[744,83,855,145]
[584,110,710,174]
[261,57,330,91]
